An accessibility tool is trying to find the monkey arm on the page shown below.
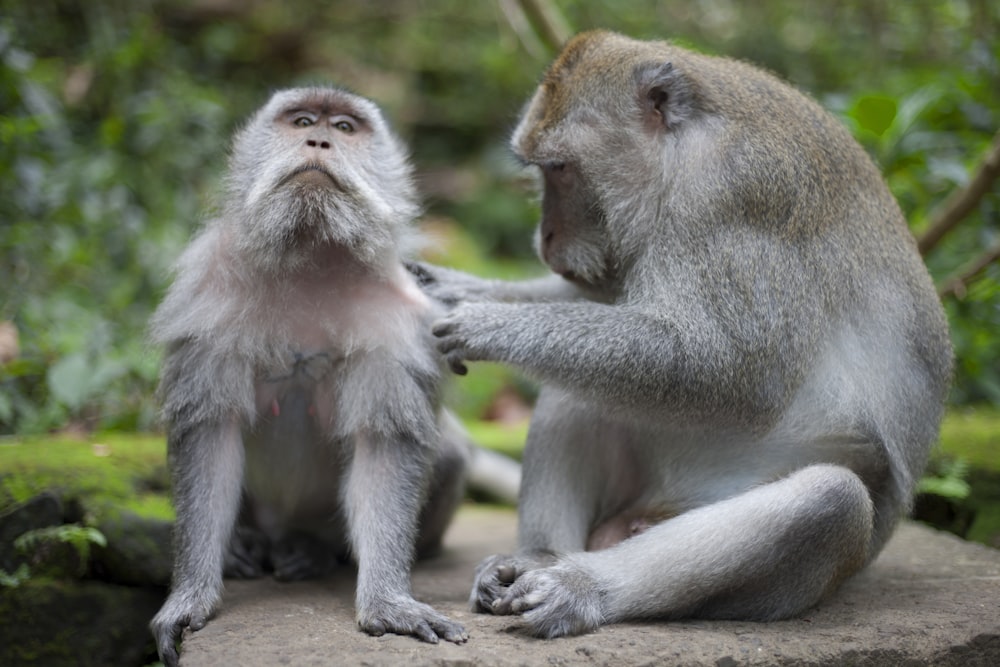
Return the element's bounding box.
[151,341,257,666]
[344,429,469,644]
[151,419,244,667]
[336,356,469,643]
[432,300,803,423]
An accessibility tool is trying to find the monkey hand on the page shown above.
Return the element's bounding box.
[150,592,216,667]
[469,551,556,614]
[406,261,496,307]
[492,560,605,638]
[432,302,510,375]
[357,594,469,644]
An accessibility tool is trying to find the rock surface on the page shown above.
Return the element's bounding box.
[182,505,1000,666]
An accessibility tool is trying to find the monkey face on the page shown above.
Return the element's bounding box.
[223,87,419,270]
[528,160,612,287]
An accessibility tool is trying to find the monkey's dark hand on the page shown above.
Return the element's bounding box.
[357,595,469,644]
[406,261,496,307]
[469,551,556,614]
[432,302,510,375]
[150,592,215,667]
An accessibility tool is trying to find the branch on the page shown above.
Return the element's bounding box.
[497,0,546,60]
[504,0,572,55]
[938,240,1000,300]
[918,130,1000,257]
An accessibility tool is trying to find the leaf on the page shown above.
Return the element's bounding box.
[918,475,971,500]
[852,95,898,137]
[47,352,93,410]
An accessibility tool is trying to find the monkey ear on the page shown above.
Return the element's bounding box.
[635,61,695,131]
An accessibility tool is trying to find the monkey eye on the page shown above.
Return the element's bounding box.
[293,116,314,127]
[333,119,356,134]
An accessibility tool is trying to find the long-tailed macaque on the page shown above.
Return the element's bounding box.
[149,87,470,666]
[414,31,953,637]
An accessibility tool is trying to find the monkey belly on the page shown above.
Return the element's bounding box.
[587,507,677,551]
[242,383,346,544]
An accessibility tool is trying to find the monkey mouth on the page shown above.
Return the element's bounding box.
[279,164,341,189]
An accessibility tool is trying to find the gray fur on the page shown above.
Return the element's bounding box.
[149,87,469,666]
[417,31,952,637]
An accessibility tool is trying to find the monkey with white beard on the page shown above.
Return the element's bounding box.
[149,87,470,666]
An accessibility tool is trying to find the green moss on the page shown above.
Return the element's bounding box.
[922,406,1000,547]
[936,406,1000,472]
[0,433,171,520]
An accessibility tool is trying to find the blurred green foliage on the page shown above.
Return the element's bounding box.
[0,0,997,434]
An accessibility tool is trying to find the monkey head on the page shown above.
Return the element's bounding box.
[511,31,714,291]
[222,87,419,271]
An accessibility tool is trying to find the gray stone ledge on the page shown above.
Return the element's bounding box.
[182,506,1000,666]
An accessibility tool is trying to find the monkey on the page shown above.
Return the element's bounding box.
[148,87,471,666]
[412,30,953,638]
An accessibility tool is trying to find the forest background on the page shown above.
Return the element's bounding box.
[0,1,997,468]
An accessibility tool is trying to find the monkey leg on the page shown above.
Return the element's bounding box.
[223,523,268,579]
[270,531,342,581]
[494,464,874,638]
[471,389,613,612]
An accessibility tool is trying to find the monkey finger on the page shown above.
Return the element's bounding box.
[438,624,470,644]
[447,355,468,375]
[491,589,521,615]
[159,643,179,667]
[404,261,437,286]
[413,621,440,644]
[492,592,532,616]
[153,621,183,667]
[508,590,546,614]
[431,320,455,337]
[423,609,469,642]
[360,618,387,637]
[497,564,518,583]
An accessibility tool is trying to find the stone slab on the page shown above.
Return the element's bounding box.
[181,505,1000,666]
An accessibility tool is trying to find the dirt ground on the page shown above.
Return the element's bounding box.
[182,505,1000,666]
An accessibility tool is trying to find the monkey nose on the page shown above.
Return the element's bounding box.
[306,139,331,149]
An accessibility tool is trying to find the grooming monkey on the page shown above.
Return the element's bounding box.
[149,87,472,665]
[415,31,953,637]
